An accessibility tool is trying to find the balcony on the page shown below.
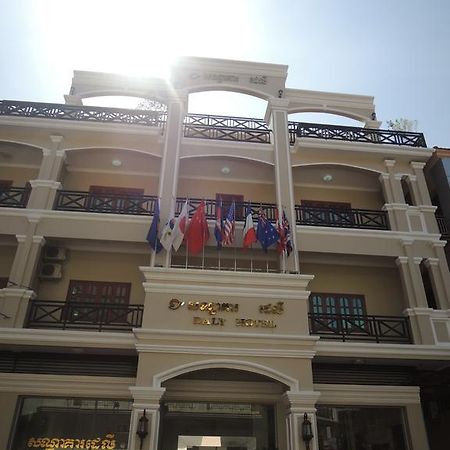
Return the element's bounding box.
[0,186,30,208]
[308,313,412,343]
[288,121,427,147]
[436,215,450,240]
[296,204,389,231]
[0,100,427,147]
[25,300,143,332]
[54,190,158,215]
[53,192,390,233]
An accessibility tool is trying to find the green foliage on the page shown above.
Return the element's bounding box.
[386,118,418,132]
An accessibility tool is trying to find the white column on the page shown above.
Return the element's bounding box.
[128,386,166,450]
[266,98,299,273]
[283,391,320,450]
[27,136,66,210]
[151,93,187,268]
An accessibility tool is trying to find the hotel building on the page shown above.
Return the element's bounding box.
[0,57,449,450]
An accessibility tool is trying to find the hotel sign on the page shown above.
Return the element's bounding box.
[168,298,283,328]
[26,433,116,449]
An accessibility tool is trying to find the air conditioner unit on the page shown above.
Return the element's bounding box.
[39,263,62,280]
[43,246,66,261]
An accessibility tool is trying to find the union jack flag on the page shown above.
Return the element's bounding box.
[277,208,293,256]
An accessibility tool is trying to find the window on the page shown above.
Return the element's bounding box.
[0,277,8,288]
[316,405,408,450]
[67,280,131,324]
[309,293,367,332]
[88,186,144,213]
[10,397,132,450]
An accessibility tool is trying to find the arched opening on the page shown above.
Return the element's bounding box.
[159,367,290,450]
[82,95,167,114]
[289,112,365,127]
[188,91,267,119]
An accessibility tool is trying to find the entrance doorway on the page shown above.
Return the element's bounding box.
[159,402,275,450]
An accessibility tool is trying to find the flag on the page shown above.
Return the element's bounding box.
[243,204,257,248]
[146,199,162,253]
[256,209,279,252]
[185,199,210,254]
[276,208,286,255]
[172,200,189,251]
[222,201,235,246]
[283,209,293,256]
[160,205,176,251]
[214,197,223,249]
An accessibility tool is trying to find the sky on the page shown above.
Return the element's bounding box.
[1,0,449,147]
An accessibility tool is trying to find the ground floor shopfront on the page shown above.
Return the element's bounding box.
[0,352,431,450]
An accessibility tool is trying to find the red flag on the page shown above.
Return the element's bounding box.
[185,200,210,254]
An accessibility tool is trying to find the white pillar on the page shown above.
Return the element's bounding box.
[151,93,187,268]
[128,386,166,450]
[266,98,299,273]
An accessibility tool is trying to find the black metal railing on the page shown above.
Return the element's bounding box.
[26,300,143,332]
[295,205,389,230]
[288,121,427,147]
[184,113,271,143]
[0,186,30,208]
[54,190,158,215]
[308,313,412,343]
[436,216,450,240]
[175,197,278,221]
[0,100,167,128]
[1,100,428,147]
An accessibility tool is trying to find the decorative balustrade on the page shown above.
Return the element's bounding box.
[54,190,158,215]
[183,113,271,143]
[436,215,450,240]
[308,313,412,343]
[295,205,389,230]
[26,300,143,331]
[0,186,30,208]
[1,100,428,147]
[0,100,166,127]
[288,121,427,147]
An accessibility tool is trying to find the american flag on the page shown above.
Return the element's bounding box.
[222,201,236,245]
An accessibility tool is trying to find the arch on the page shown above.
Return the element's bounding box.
[153,359,298,390]
[292,162,383,176]
[64,146,162,160]
[0,139,46,153]
[179,154,274,167]
[187,84,272,102]
[74,90,168,107]
[288,107,369,124]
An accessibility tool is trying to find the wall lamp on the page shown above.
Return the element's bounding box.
[302,412,313,450]
[136,409,149,450]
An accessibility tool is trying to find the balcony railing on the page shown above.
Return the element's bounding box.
[0,186,30,208]
[26,300,143,331]
[1,100,428,147]
[288,121,427,147]
[436,215,450,240]
[295,205,389,230]
[0,100,167,128]
[184,113,271,144]
[54,190,158,215]
[308,313,412,343]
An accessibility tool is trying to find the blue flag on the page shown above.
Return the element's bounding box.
[147,199,163,253]
[257,209,279,252]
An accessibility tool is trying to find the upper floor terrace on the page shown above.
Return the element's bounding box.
[0,99,427,148]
